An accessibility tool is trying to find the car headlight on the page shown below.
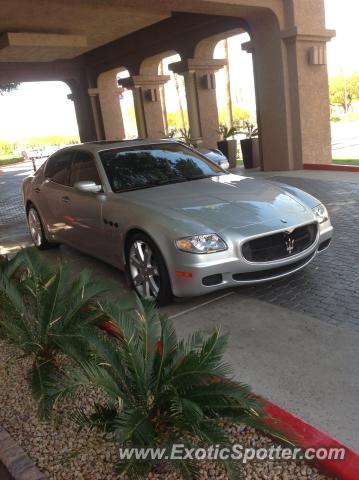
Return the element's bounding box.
[175,234,227,254]
[312,204,328,224]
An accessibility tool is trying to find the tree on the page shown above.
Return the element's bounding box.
[0,82,20,95]
[329,72,359,112]
[159,61,168,134]
[174,73,186,130]
[223,39,233,128]
[218,105,250,125]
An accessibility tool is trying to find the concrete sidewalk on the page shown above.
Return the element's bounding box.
[166,293,359,451]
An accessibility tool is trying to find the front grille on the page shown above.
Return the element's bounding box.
[242,223,318,262]
[233,251,315,282]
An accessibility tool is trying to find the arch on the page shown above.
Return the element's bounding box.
[193,28,245,60]
[139,50,178,76]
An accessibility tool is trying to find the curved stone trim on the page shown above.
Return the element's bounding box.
[0,427,46,480]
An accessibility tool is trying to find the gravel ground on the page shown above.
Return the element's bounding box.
[0,341,332,480]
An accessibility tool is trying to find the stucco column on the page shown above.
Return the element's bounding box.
[87,88,106,141]
[243,17,334,171]
[97,70,125,140]
[67,80,99,142]
[118,75,169,138]
[281,28,335,167]
[169,59,226,149]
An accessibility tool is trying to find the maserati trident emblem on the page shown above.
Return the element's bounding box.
[285,237,295,254]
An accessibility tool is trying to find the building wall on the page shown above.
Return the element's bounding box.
[0,0,335,170]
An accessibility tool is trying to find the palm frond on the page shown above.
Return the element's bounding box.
[175,459,201,480]
[29,356,58,419]
[116,457,152,480]
[71,403,117,433]
[171,330,232,387]
[170,397,204,424]
[113,408,156,445]
[221,458,244,480]
[191,418,231,445]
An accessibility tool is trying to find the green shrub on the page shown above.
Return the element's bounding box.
[43,300,281,479]
[1,249,287,478]
[0,156,24,165]
[0,248,111,418]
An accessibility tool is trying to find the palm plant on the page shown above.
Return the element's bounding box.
[0,250,27,317]
[238,120,258,139]
[0,247,110,417]
[218,123,237,140]
[42,299,282,479]
[178,127,192,146]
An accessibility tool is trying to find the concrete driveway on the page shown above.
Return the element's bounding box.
[1,162,358,451]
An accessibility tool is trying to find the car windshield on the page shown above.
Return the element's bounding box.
[99,143,225,193]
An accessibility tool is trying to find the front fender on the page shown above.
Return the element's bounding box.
[277,183,322,209]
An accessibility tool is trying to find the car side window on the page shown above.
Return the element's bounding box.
[45,152,73,186]
[70,151,101,186]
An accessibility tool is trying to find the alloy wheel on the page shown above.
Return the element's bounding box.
[129,240,160,300]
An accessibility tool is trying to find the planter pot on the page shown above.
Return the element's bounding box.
[217,139,237,169]
[240,138,255,169]
[251,137,261,168]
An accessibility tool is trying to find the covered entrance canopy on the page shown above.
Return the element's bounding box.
[0,0,335,170]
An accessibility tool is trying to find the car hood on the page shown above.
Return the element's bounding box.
[123,174,315,231]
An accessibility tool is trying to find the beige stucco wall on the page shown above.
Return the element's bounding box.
[74,0,332,170]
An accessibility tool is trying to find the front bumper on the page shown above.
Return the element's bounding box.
[169,220,333,298]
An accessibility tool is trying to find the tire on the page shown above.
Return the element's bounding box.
[125,232,172,306]
[27,206,58,250]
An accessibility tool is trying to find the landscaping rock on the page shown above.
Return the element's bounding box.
[0,341,333,480]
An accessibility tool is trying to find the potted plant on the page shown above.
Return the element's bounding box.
[217,124,238,168]
[239,121,259,169]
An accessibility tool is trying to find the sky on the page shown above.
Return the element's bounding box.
[0,0,357,142]
[325,0,359,76]
[0,82,79,142]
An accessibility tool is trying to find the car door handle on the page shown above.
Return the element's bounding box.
[61,196,70,203]
[34,187,40,193]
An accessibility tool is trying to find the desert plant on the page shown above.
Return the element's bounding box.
[42,299,280,479]
[218,123,237,140]
[0,250,27,322]
[238,120,258,139]
[0,247,110,417]
[178,127,192,146]
[167,127,178,138]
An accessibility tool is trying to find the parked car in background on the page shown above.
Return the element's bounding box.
[42,146,59,157]
[27,148,44,160]
[22,139,333,305]
[197,147,230,170]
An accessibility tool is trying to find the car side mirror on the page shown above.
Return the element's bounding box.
[74,181,102,193]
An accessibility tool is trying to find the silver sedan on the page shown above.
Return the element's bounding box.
[22,139,333,305]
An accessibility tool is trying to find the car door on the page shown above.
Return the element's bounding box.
[37,150,74,240]
[62,150,105,256]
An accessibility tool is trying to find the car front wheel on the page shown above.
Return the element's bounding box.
[126,233,172,306]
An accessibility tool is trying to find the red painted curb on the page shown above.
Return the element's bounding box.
[264,401,359,479]
[304,163,359,172]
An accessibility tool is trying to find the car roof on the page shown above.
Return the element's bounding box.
[56,138,179,154]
